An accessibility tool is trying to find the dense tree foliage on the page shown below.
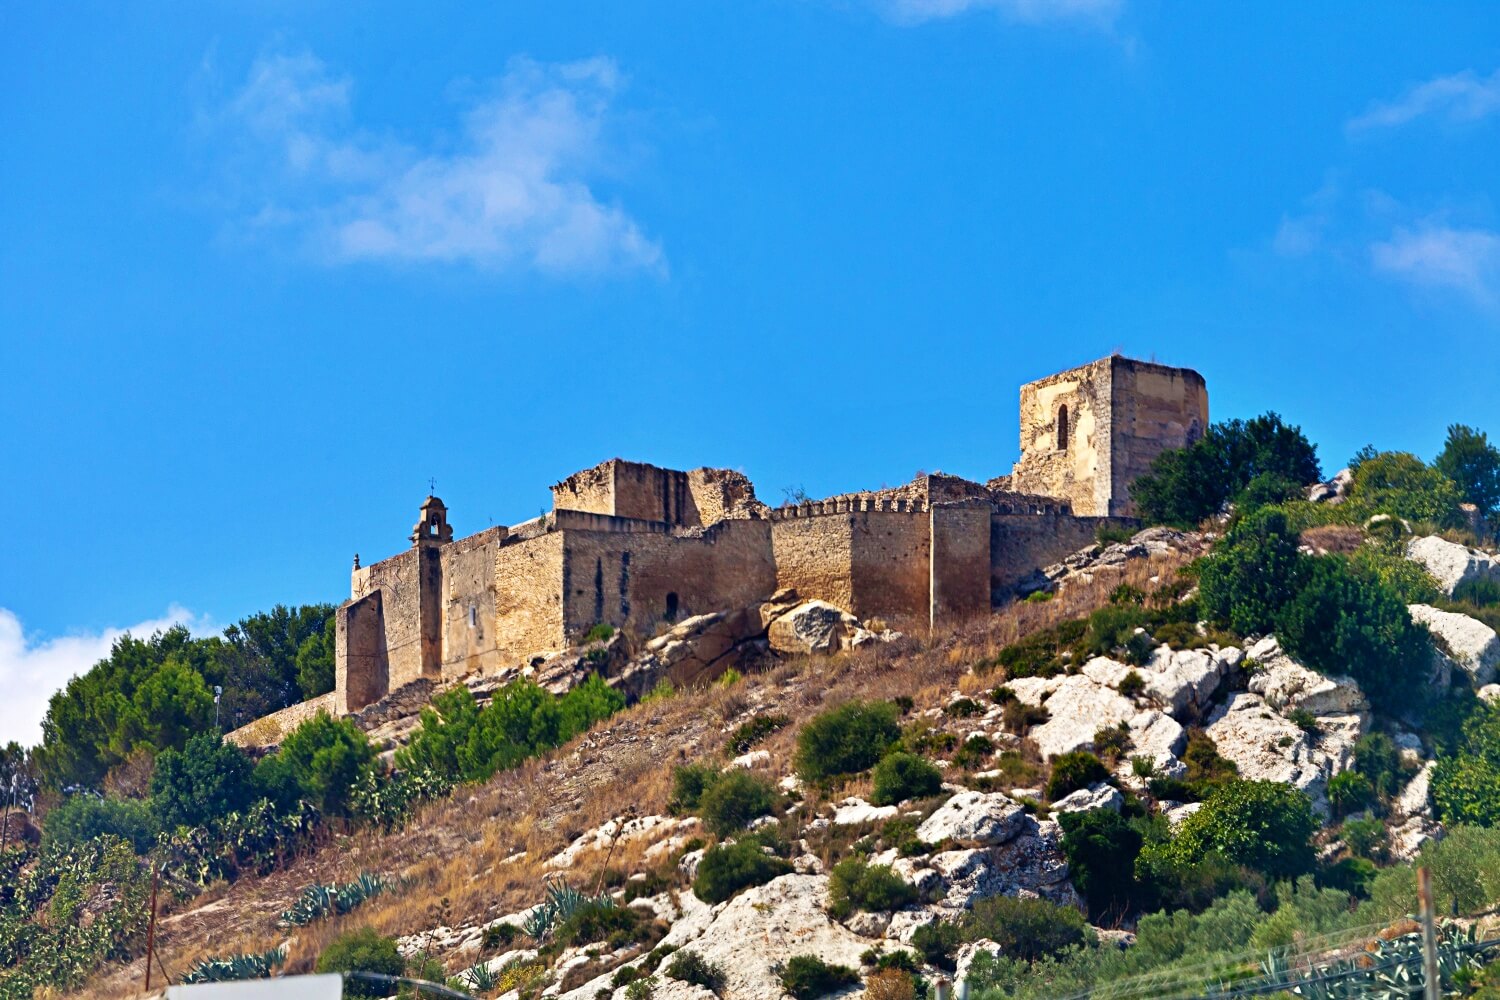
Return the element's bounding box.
[1344,451,1464,527]
[1170,780,1318,879]
[793,700,901,781]
[1131,413,1321,527]
[149,733,257,831]
[1433,704,1500,827]
[40,794,158,853]
[253,712,376,817]
[1435,424,1500,521]
[32,603,336,791]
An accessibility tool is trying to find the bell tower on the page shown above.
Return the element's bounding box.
[411,495,454,546]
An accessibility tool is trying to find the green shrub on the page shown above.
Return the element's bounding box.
[778,954,860,1000]
[1433,704,1500,826]
[1197,509,1307,637]
[1172,780,1318,878]
[1002,700,1049,734]
[670,764,720,814]
[1455,578,1500,607]
[315,927,403,998]
[911,920,960,970]
[1046,751,1108,801]
[150,732,257,831]
[963,894,1091,961]
[253,710,376,817]
[41,794,157,853]
[794,701,901,782]
[1342,815,1386,860]
[1093,723,1133,764]
[698,769,776,837]
[1345,451,1463,527]
[693,840,793,903]
[1352,732,1406,799]
[1097,523,1137,546]
[1435,424,1500,520]
[665,951,726,992]
[1348,545,1443,604]
[1328,771,1375,819]
[827,858,917,918]
[1153,621,1207,651]
[870,752,942,806]
[1118,671,1147,698]
[1059,808,1145,923]
[727,714,790,755]
[555,899,656,949]
[1287,708,1319,733]
[1132,412,1321,527]
[953,734,995,770]
[1182,730,1238,792]
[945,697,983,718]
[584,623,616,643]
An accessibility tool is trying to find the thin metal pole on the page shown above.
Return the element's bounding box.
[144,865,160,991]
[0,776,13,859]
[1419,865,1440,1000]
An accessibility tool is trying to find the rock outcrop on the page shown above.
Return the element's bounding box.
[1204,691,1361,816]
[1245,637,1369,719]
[916,791,1027,846]
[1405,536,1500,597]
[1408,604,1500,686]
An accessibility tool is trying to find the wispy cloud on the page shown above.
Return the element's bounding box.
[0,606,217,750]
[1371,223,1500,305]
[1347,68,1500,133]
[211,51,664,276]
[874,0,1121,27]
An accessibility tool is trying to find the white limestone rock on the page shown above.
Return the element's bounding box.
[1390,816,1444,862]
[1051,783,1124,814]
[843,909,892,938]
[916,792,1026,847]
[730,749,772,770]
[1123,709,1188,780]
[955,940,1004,988]
[1406,536,1500,597]
[664,875,873,1000]
[1164,801,1203,828]
[1204,692,1356,817]
[926,817,1075,912]
[832,797,899,826]
[1245,637,1370,719]
[1481,684,1500,705]
[1013,674,1137,760]
[1408,604,1500,686]
[548,814,692,869]
[1395,761,1435,820]
[1139,646,1236,715]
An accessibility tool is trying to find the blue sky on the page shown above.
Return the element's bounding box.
[3,1,1499,744]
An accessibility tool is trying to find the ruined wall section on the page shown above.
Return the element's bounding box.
[930,501,992,627]
[559,516,776,645]
[336,590,387,715]
[1010,359,1113,516]
[439,526,507,679]
[989,510,1135,598]
[348,548,426,695]
[770,506,855,612]
[551,463,616,517]
[687,467,766,522]
[1109,360,1209,517]
[494,532,567,660]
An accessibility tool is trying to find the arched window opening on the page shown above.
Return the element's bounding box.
[665,592,680,622]
[1057,405,1070,451]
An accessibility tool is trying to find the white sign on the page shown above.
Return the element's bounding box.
[166,974,343,1000]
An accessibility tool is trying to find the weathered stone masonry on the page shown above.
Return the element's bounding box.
[335,356,1206,714]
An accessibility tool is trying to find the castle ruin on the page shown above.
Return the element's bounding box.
[334,356,1207,715]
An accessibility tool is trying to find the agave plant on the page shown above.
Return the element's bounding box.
[181,946,287,983]
[459,960,502,992]
[519,877,614,942]
[278,871,398,927]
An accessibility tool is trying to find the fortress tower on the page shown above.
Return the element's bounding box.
[1009,356,1208,517]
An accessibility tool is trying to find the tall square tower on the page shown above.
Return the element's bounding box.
[1009,356,1207,517]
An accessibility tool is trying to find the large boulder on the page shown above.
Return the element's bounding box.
[1139,646,1238,715]
[1395,761,1435,820]
[1406,536,1500,597]
[1052,783,1124,814]
[923,818,1077,914]
[661,874,872,1000]
[916,791,1026,846]
[1204,692,1359,817]
[1408,605,1500,686]
[1009,673,1136,759]
[1245,637,1369,719]
[766,601,860,655]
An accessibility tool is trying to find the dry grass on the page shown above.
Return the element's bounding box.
[74,553,1191,998]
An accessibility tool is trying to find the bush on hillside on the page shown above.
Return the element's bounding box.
[870,752,943,806]
[1197,510,1308,637]
[698,769,776,837]
[964,894,1091,962]
[727,713,790,755]
[1046,751,1109,801]
[794,701,901,782]
[665,951,726,992]
[314,927,404,998]
[1433,704,1500,827]
[1059,808,1145,922]
[253,711,376,817]
[1131,413,1321,527]
[1344,451,1464,527]
[1327,771,1375,819]
[149,732,257,831]
[41,793,157,853]
[670,763,721,814]
[1171,780,1318,879]
[693,840,793,903]
[778,955,861,1000]
[827,858,917,918]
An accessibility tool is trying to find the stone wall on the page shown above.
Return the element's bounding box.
[494,531,568,659]
[990,511,1133,597]
[930,501,992,627]
[336,590,387,714]
[440,526,507,679]
[559,517,776,644]
[228,692,338,750]
[349,548,426,697]
[770,510,856,612]
[848,509,931,627]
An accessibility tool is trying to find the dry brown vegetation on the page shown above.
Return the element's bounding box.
[74,554,1190,999]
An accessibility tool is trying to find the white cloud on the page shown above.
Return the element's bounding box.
[214,51,664,276]
[1371,223,1500,304]
[876,0,1121,26]
[0,606,216,750]
[1348,68,1500,133]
